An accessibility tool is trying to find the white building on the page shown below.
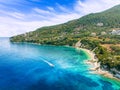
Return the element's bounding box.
[111,29,120,35]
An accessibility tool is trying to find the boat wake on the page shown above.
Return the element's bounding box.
[42,60,55,67]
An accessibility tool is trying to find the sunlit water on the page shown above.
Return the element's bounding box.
[0,38,120,90]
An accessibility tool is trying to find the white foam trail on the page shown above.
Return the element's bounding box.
[43,60,55,67]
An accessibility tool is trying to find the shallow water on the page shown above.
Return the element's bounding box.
[0,38,120,90]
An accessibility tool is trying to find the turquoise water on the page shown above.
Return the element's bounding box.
[0,38,120,90]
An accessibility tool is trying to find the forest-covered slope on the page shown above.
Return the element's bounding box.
[10,4,120,45]
[10,4,120,76]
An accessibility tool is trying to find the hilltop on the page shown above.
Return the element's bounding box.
[10,5,120,78]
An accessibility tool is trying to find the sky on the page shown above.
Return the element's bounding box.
[0,0,120,37]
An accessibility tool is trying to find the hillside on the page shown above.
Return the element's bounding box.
[10,5,120,78]
[10,5,120,45]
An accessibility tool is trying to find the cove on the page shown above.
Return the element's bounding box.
[0,38,120,90]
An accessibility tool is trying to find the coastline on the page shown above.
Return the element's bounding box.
[10,40,120,81]
[76,47,117,79]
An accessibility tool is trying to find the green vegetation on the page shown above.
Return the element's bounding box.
[81,38,120,71]
[10,5,120,72]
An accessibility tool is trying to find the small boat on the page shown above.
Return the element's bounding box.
[43,60,55,67]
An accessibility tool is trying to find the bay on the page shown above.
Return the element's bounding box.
[0,38,120,90]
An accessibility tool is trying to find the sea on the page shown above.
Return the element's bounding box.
[0,37,120,90]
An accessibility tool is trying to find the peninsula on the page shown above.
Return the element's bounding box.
[10,5,120,79]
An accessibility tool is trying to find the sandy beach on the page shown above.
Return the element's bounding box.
[76,47,115,79]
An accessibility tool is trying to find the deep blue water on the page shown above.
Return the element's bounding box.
[0,38,120,90]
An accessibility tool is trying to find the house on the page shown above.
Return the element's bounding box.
[90,33,96,37]
[111,29,120,35]
[97,23,103,27]
[101,32,106,35]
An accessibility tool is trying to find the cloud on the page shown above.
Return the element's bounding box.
[74,0,120,14]
[0,16,53,37]
[34,8,51,14]
[0,11,80,37]
[47,6,55,12]
[0,0,120,37]
[56,3,70,13]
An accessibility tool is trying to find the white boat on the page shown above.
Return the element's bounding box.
[43,60,55,67]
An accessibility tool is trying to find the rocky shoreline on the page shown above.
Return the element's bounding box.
[76,47,120,80]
